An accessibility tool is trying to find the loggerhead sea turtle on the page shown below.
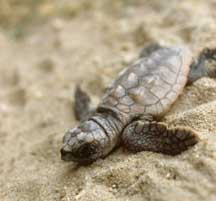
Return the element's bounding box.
[60,44,216,164]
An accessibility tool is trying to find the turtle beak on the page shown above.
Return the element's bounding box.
[60,145,74,161]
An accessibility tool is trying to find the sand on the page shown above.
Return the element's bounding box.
[0,0,216,200]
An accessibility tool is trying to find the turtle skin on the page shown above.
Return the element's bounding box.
[61,45,216,164]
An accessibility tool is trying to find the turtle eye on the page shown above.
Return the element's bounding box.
[78,143,97,158]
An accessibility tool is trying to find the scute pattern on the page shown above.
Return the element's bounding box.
[99,47,192,117]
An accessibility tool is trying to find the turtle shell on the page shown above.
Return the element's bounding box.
[98,46,192,118]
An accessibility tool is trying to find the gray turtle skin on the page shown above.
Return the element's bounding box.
[61,45,216,164]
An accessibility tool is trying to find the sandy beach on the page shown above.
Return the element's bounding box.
[0,1,216,200]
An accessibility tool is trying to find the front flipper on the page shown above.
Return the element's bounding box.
[74,85,95,121]
[122,121,199,155]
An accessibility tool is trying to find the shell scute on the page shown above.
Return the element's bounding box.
[99,46,192,117]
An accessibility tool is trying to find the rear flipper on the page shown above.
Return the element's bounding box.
[139,43,162,58]
[122,121,199,155]
[188,48,216,84]
[140,45,216,84]
[74,85,95,122]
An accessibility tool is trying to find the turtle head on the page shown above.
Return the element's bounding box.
[60,120,104,164]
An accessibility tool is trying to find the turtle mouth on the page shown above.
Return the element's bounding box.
[60,148,74,162]
[60,147,96,164]
[68,157,95,165]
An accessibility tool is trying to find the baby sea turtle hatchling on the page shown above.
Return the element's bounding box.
[61,44,216,164]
